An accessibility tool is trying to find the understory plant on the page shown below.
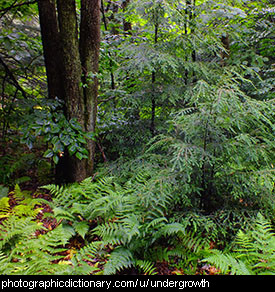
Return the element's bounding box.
[147,67,275,215]
[0,185,103,275]
[203,213,275,275]
[43,163,211,275]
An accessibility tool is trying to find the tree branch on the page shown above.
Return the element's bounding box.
[0,55,27,99]
[0,0,37,18]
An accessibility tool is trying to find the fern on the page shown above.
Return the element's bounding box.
[235,213,275,274]
[0,197,10,218]
[41,164,216,274]
[1,185,49,219]
[204,250,252,275]
[0,185,101,275]
[158,222,186,237]
[0,215,42,251]
[0,223,67,275]
[0,220,104,275]
[103,247,134,275]
[93,215,140,246]
[66,241,104,275]
[135,259,157,275]
[203,213,275,275]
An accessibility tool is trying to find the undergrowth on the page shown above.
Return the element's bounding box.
[0,185,103,275]
[0,172,274,275]
[203,213,275,275]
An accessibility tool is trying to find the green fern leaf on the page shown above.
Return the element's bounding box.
[203,250,252,275]
[103,247,134,275]
[135,259,157,275]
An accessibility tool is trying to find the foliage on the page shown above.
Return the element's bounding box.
[19,98,96,164]
[0,184,46,220]
[203,213,275,275]
[147,67,275,214]
[0,0,275,276]
[43,165,211,275]
[0,185,103,275]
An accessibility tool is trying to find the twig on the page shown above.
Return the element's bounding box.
[97,142,107,162]
[0,55,27,99]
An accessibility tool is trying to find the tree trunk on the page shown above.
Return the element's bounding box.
[57,0,87,182]
[150,18,159,137]
[221,34,230,67]
[79,0,101,176]
[38,0,68,184]
[37,0,64,101]
[38,0,100,183]
[122,0,132,33]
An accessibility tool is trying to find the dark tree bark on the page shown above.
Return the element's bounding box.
[38,0,101,182]
[122,0,132,33]
[57,0,84,123]
[221,33,230,67]
[100,0,116,90]
[80,0,101,175]
[56,0,87,182]
[37,0,64,101]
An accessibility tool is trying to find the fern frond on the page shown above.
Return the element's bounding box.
[135,259,157,275]
[0,215,42,250]
[67,241,104,275]
[93,215,140,246]
[0,197,10,218]
[159,222,186,237]
[180,231,209,253]
[103,247,134,275]
[2,224,72,275]
[203,250,252,275]
[204,213,275,275]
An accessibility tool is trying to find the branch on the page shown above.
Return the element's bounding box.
[97,142,107,162]
[0,0,37,18]
[0,56,27,99]
[99,95,117,103]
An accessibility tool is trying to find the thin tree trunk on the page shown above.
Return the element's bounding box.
[150,19,159,137]
[38,0,67,184]
[38,0,100,182]
[100,0,115,90]
[221,34,230,67]
[122,0,132,33]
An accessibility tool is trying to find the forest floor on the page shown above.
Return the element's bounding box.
[1,139,221,275]
[5,189,221,276]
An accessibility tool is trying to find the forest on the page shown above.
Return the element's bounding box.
[0,0,274,276]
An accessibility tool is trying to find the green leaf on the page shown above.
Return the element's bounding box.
[53,141,64,152]
[25,138,33,150]
[51,124,60,134]
[68,144,77,155]
[44,149,54,158]
[70,119,82,131]
[73,221,89,239]
[53,155,59,164]
[51,135,59,145]
[77,135,86,144]
[85,131,96,140]
[76,152,83,160]
[60,134,71,146]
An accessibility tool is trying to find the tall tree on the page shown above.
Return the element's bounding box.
[79,0,101,175]
[37,0,64,101]
[38,0,101,182]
